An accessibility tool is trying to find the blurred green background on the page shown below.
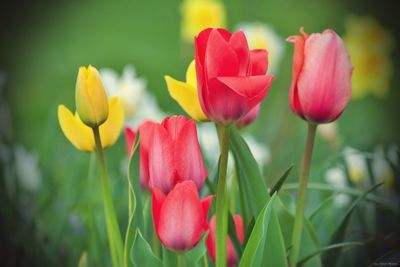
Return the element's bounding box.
[1,0,399,266]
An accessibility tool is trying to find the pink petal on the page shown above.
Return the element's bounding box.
[248,49,268,76]
[161,115,190,141]
[125,127,136,156]
[157,181,205,251]
[138,121,158,190]
[175,119,208,189]
[151,187,165,235]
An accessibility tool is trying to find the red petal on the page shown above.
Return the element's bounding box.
[217,75,273,99]
[138,121,158,190]
[157,181,204,251]
[148,124,176,194]
[161,115,190,141]
[201,195,215,227]
[125,127,136,156]
[151,187,165,236]
[248,49,268,75]
[229,31,250,76]
[175,119,208,189]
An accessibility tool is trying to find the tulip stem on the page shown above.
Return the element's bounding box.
[215,124,230,267]
[92,126,123,267]
[290,123,317,266]
[177,252,186,267]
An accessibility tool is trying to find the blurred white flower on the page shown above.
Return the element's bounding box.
[14,145,42,192]
[318,122,339,147]
[236,22,285,74]
[100,65,165,128]
[388,144,399,166]
[325,166,351,207]
[343,147,368,184]
[372,146,395,190]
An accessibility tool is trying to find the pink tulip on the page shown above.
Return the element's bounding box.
[288,28,353,124]
[152,181,215,251]
[195,28,274,124]
[125,127,136,156]
[236,104,261,128]
[206,214,244,266]
[125,116,208,194]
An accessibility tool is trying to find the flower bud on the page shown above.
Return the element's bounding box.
[75,65,109,127]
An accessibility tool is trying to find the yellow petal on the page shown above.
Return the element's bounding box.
[165,75,207,121]
[99,97,125,148]
[186,60,197,88]
[75,65,109,127]
[58,105,95,152]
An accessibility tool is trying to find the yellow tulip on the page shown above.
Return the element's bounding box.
[165,60,207,121]
[75,65,109,127]
[58,97,124,152]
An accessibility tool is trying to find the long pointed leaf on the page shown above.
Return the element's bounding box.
[322,183,383,267]
[270,165,294,196]
[130,229,162,267]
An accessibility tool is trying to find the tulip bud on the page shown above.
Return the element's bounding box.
[75,65,109,127]
[206,214,244,266]
[288,28,353,124]
[236,104,261,128]
[152,181,215,251]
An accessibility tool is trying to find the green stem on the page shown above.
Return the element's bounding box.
[177,252,186,267]
[215,125,230,267]
[289,123,317,266]
[92,126,123,267]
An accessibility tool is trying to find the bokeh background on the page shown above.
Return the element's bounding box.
[1,0,399,266]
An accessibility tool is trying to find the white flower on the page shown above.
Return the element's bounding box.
[372,146,395,190]
[197,122,220,164]
[236,22,285,74]
[14,145,42,192]
[318,122,338,146]
[388,144,399,166]
[325,166,351,207]
[100,65,165,128]
[343,147,368,184]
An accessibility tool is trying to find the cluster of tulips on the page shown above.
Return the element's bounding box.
[58,27,353,267]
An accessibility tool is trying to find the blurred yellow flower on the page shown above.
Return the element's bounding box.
[344,16,394,99]
[75,65,109,127]
[58,97,124,152]
[180,0,226,43]
[165,60,207,121]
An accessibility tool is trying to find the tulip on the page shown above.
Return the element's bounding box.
[288,28,353,124]
[236,104,260,128]
[152,181,215,251]
[194,28,274,124]
[165,60,207,121]
[125,127,136,156]
[58,97,124,152]
[206,214,244,266]
[126,115,208,193]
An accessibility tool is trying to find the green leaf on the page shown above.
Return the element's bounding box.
[240,194,284,267]
[298,242,362,267]
[124,134,143,267]
[185,234,208,267]
[322,183,383,267]
[230,127,286,267]
[307,195,335,222]
[270,165,294,196]
[130,229,162,267]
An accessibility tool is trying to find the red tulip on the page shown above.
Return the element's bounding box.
[194,28,274,124]
[206,214,244,266]
[236,104,261,128]
[288,28,353,124]
[125,116,208,193]
[125,127,137,156]
[152,181,215,251]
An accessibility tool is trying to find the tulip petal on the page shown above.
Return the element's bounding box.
[138,121,158,189]
[157,181,204,251]
[201,195,215,225]
[186,60,197,88]
[58,105,95,152]
[99,97,124,149]
[206,29,239,78]
[229,30,250,76]
[151,187,166,235]
[249,49,268,75]
[148,124,176,194]
[175,119,208,190]
[125,127,136,156]
[164,75,207,121]
[217,75,273,99]
[298,30,352,122]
